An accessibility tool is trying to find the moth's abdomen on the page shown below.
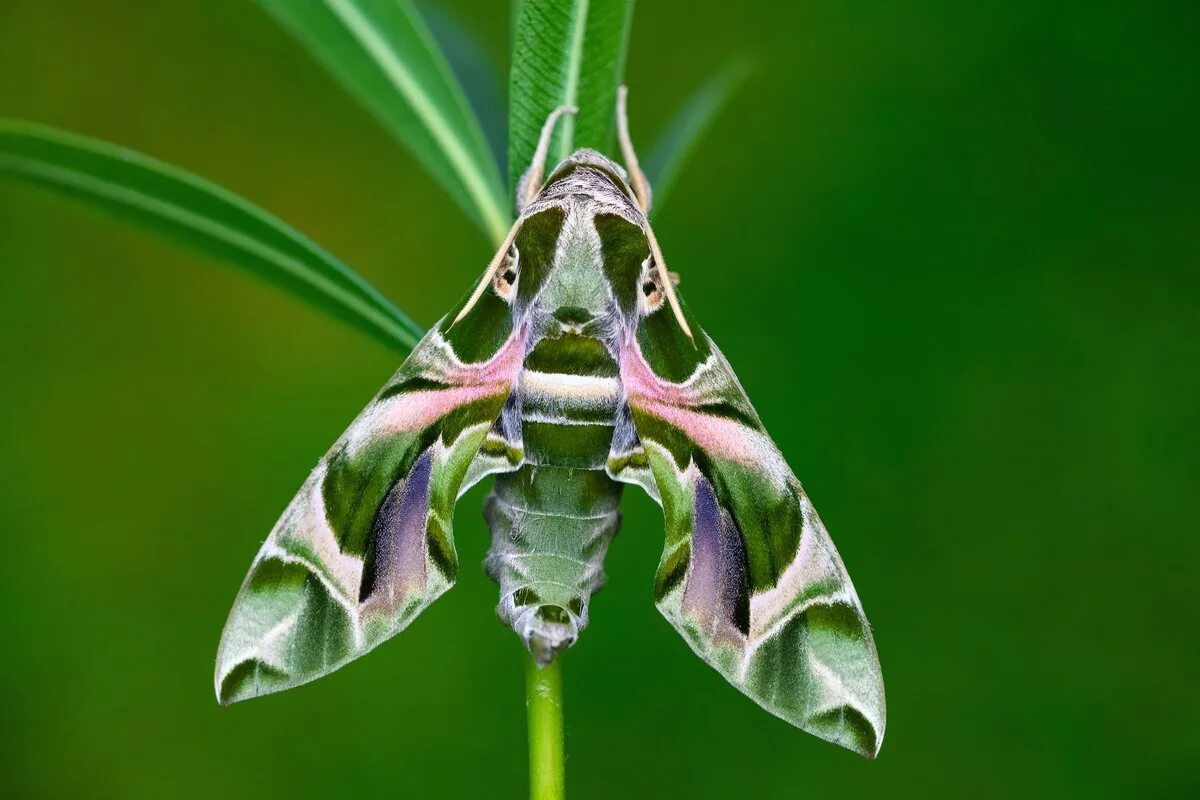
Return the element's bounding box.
[485,465,622,664]
[483,330,625,664]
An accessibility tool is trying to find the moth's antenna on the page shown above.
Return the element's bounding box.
[450,217,522,329]
[644,224,693,341]
[617,87,685,337]
[616,85,652,215]
[619,86,686,340]
[456,106,576,328]
[517,105,578,212]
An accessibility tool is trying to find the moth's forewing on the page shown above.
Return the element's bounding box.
[215,286,522,704]
[618,297,886,757]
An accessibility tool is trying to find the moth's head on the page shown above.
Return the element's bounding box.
[452,147,690,341]
[477,156,678,337]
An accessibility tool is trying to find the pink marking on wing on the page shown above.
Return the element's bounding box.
[639,399,769,466]
[620,339,766,466]
[378,385,503,433]
[378,332,525,434]
[444,330,526,384]
[619,339,695,406]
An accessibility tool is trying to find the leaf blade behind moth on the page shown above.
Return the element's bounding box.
[508,0,635,193]
[0,120,423,351]
[258,0,510,243]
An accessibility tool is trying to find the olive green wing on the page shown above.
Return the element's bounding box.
[614,302,886,757]
[215,289,524,704]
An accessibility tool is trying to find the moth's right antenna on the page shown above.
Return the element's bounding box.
[616,85,652,215]
[618,86,689,340]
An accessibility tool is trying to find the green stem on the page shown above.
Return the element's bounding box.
[525,652,565,800]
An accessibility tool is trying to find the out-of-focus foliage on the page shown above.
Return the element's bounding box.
[258,0,509,241]
[0,121,421,350]
[0,1,1197,798]
[644,61,751,212]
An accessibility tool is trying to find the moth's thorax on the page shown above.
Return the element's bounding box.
[529,206,611,323]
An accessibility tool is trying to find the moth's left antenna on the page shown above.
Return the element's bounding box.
[455,106,577,329]
[516,105,578,213]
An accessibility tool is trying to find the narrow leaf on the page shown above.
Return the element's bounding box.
[0,120,423,351]
[645,61,751,212]
[420,3,507,180]
[510,0,525,47]
[508,0,635,193]
[259,0,510,243]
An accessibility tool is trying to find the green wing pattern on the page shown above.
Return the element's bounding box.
[617,302,886,757]
[215,292,523,704]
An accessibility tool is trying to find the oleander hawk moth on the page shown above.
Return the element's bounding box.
[216,94,886,757]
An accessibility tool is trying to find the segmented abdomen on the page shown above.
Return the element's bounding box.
[484,336,624,664]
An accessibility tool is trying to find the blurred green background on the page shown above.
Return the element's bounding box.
[2,1,1197,798]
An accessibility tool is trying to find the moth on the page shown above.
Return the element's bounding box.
[216,88,886,757]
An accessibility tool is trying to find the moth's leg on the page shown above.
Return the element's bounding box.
[516,105,578,213]
[617,85,652,215]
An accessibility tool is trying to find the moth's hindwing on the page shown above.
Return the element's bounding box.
[620,299,886,757]
[215,288,523,704]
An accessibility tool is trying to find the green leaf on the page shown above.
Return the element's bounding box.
[508,0,635,193]
[420,3,507,180]
[259,0,509,244]
[645,61,751,212]
[0,120,423,352]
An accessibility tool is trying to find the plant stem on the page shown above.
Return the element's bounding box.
[525,651,565,800]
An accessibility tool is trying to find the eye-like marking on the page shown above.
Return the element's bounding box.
[638,254,665,315]
[493,244,519,301]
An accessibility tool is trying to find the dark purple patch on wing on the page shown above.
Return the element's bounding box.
[361,451,434,608]
[683,477,749,637]
[683,478,721,619]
